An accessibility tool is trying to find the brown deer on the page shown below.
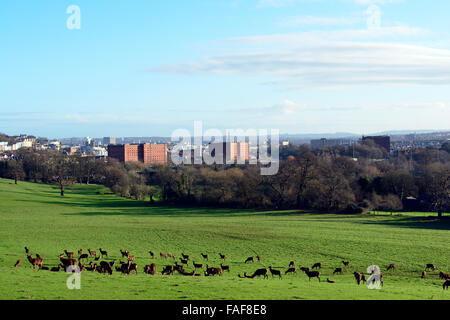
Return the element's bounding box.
[127,254,135,262]
[40,266,50,271]
[269,266,282,279]
[201,253,208,261]
[78,249,83,256]
[425,264,436,271]
[128,263,138,275]
[219,253,226,261]
[285,267,296,275]
[88,248,97,258]
[327,278,336,283]
[421,271,427,279]
[14,259,22,267]
[220,264,230,272]
[242,268,268,279]
[443,280,450,290]
[257,256,262,262]
[440,272,450,280]
[64,250,74,258]
[342,261,350,267]
[160,252,167,259]
[168,252,175,259]
[59,254,77,267]
[304,270,321,282]
[27,255,43,270]
[99,261,113,275]
[386,264,396,271]
[162,265,174,275]
[245,257,254,263]
[193,262,204,270]
[312,262,322,269]
[145,263,158,275]
[205,265,222,276]
[333,267,343,275]
[99,248,108,257]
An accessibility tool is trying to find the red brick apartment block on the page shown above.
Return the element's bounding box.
[108,144,168,165]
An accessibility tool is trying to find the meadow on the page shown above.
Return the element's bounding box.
[0,178,448,300]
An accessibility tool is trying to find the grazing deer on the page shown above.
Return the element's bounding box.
[40,266,50,271]
[327,278,336,283]
[27,255,43,271]
[443,280,450,290]
[193,262,204,270]
[64,250,74,258]
[79,253,89,260]
[312,262,322,269]
[162,265,174,275]
[426,264,436,271]
[24,247,30,254]
[304,270,321,282]
[354,272,364,285]
[333,268,343,275]
[160,252,167,259]
[99,248,108,257]
[242,268,268,279]
[180,258,189,265]
[149,251,155,258]
[386,264,396,271]
[440,272,450,280]
[181,253,190,260]
[145,263,158,275]
[289,261,295,268]
[59,254,77,267]
[201,253,208,261]
[342,261,350,267]
[299,266,310,272]
[269,266,282,279]
[219,253,226,261]
[421,271,427,279]
[221,264,230,272]
[285,267,296,275]
[245,257,254,263]
[50,265,62,272]
[14,259,22,267]
[205,265,222,276]
[88,249,97,258]
[99,261,113,275]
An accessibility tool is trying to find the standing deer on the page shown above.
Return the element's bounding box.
[285,267,296,275]
[219,253,226,261]
[269,266,282,279]
[201,253,208,261]
[443,280,450,290]
[220,264,230,272]
[304,270,321,282]
[245,257,254,263]
[333,268,343,275]
[149,251,155,258]
[312,262,322,269]
[342,261,350,267]
[99,248,108,257]
[14,259,22,267]
[386,264,396,271]
[88,249,97,258]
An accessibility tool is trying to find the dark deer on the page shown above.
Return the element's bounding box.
[201,253,208,261]
[220,264,230,272]
[312,262,322,269]
[219,253,226,261]
[40,266,50,271]
[149,251,155,258]
[99,248,108,257]
[50,265,62,272]
[342,261,350,267]
[443,280,450,290]
[421,271,427,279]
[78,249,83,256]
[354,272,364,285]
[24,247,30,254]
[160,252,167,259]
[289,261,295,268]
[269,266,282,279]
[285,267,296,275]
[193,262,204,270]
[181,253,190,260]
[205,265,222,276]
[257,256,262,262]
[162,265,174,275]
[386,264,396,271]
[88,248,97,258]
[305,270,321,282]
[440,272,450,280]
[120,249,129,258]
[242,268,268,279]
[245,257,254,263]
[425,264,436,271]
[144,263,158,275]
[79,253,89,260]
[299,266,310,272]
[64,250,74,258]
[99,261,113,275]
[180,258,189,265]
[327,278,336,283]
[333,267,343,275]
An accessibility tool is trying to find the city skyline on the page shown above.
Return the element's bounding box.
[1,1,450,138]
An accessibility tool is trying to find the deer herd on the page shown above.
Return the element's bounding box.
[14,246,450,290]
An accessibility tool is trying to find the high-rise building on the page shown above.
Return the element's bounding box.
[103,137,116,146]
[209,142,249,164]
[107,143,167,165]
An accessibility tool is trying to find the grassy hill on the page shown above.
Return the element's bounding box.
[0,178,448,300]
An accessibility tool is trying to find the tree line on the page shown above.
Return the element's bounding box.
[0,142,449,216]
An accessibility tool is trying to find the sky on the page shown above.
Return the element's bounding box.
[1,0,450,139]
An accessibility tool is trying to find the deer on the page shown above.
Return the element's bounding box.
[59,254,77,267]
[79,253,89,261]
[51,265,63,272]
[86,263,97,272]
[245,257,254,263]
[99,261,113,275]
[304,270,321,282]
[40,266,50,271]
[421,271,427,279]
[299,266,310,272]
[219,253,226,261]
[180,258,189,265]
[425,264,436,271]
[27,255,43,271]
[201,253,208,261]
[127,254,135,262]
[88,248,97,258]
[312,262,322,269]
[220,264,230,272]
[149,251,155,258]
[99,248,108,257]
[78,249,83,256]
[193,262,204,270]
[160,252,167,259]
[167,253,175,259]
[333,267,343,275]
[145,263,158,275]
[181,253,190,260]
[257,256,262,262]
[443,280,450,290]
[439,272,450,280]
[285,267,296,275]
[269,266,282,279]
[64,250,74,258]
[327,278,336,284]
[162,265,174,275]
[289,261,295,268]
[354,272,364,285]
[205,265,222,276]
[241,268,268,279]
[120,249,129,258]
[14,259,22,267]
[342,261,350,267]
[24,247,30,254]
[386,264,396,271]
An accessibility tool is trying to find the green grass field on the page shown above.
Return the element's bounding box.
[0,178,449,300]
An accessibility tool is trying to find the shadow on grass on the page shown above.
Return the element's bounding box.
[355,216,450,231]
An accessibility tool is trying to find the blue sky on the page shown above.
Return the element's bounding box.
[1,0,450,138]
